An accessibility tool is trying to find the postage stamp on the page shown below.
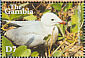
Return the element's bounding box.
[0,1,84,57]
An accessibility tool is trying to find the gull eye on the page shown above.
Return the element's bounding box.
[51,19,54,21]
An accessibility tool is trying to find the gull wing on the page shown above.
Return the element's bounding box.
[4,20,41,26]
[5,23,48,47]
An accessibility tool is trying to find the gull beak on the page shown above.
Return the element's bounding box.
[58,20,67,25]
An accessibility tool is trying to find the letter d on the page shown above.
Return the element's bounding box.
[6,46,12,52]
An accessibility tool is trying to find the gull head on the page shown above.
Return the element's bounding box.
[41,12,66,26]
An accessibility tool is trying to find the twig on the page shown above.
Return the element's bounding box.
[32,4,37,11]
[50,27,55,50]
[48,27,55,57]
[48,46,50,57]
[57,24,65,37]
[77,3,81,45]
[1,21,11,31]
[52,41,65,55]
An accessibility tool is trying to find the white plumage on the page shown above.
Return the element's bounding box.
[5,12,66,47]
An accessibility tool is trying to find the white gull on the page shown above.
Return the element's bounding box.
[5,12,66,47]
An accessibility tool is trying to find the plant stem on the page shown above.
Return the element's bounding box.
[57,24,65,37]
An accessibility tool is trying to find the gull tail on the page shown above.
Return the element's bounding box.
[4,29,15,41]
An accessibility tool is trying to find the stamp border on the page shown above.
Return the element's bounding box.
[83,2,85,57]
[1,1,84,3]
[0,1,85,58]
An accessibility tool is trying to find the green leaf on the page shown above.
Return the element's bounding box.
[10,14,23,20]
[58,37,63,40]
[67,39,74,43]
[12,45,31,57]
[71,9,78,33]
[2,36,14,56]
[58,33,62,36]
[53,50,62,57]
[57,24,65,37]
[2,12,23,20]
[43,10,51,14]
[43,34,51,41]
[64,3,73,12]
[24,15,37,21]
[60,3,63,6]
[80,3,84,28]
[60,24,64,33]
[19,3,29,7]
[31,51,39,57]
[2,12,10,20]
[68,21,72,26]
[2,3,5,5]
[51,3,62,11]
